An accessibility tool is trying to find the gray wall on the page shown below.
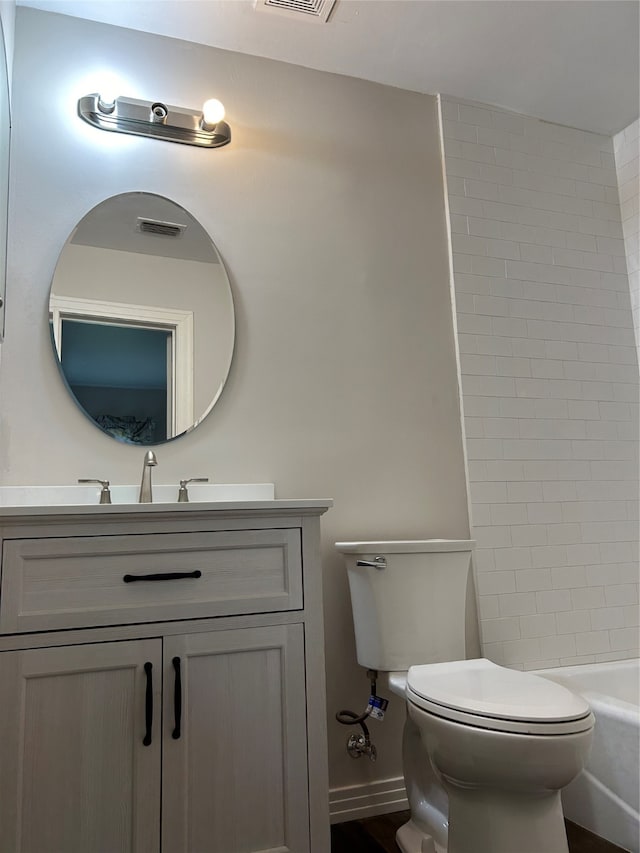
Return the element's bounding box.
[2,8,470,794]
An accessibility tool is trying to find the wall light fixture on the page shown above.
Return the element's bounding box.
[78,94,231,148]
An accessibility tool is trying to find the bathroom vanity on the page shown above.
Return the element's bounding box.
[0,498,331,853]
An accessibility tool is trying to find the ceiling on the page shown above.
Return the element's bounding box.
[19,0,640,135]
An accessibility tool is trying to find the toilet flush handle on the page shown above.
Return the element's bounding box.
[356,556,387,569]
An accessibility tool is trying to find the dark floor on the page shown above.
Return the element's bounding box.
[330,810,629,853]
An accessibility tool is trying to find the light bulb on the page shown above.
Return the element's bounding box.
[201,98,225,129]
[97,91,117,114]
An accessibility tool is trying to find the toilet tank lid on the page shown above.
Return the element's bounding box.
[335,539,475,554]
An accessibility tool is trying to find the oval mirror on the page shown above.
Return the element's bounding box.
[48,193,234,445]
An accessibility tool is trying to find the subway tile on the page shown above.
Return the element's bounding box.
[493,547,533,571]
[489,503,529,526]
[510,524,548,546]
[478,595,500,620]
[461,374,516,397]
[511,338,547,359]
[485,239,521,260]
[452,234,489,256]
[536,589,573,613]
[482,418,520,438]
[571,587,606,610]
[567,543,601,567]
[515,568,553,592]
[468,216,502,238]
[499,397,537,418]
[545,341,579,360]
[534,399,569,419]
[575,630,611,655]
[471,504,491,526]
[581,520,639,543]
[604,584,639,607]
[496,357,532,377]
[527,502,563,524]
[520,419,585,439]
[531,544,568,568]
[457,312,493,335]
[524,659,561,670]
[507,482,543,503]
[590,607,626,631]
[476,570,517,595]
[491,110,525,135]
[559,655,596,666]
[556,610,591,635]
[461,395,501,417]
[467,438,504,460]
[519,613,557,638]
[539,634,577,659]
[458,104,494,127]
[498,592,538,617]
[482,617,521,643]
[444,121,478,143]
[473,525,513,548]
[520,243,553,264]
[476,335,514,356]
[465,179,500,202]
[542,481,578,502]
[445,102,637,671]
[609,627,640,651]
[460,354,497,375]
[551,565,586,588]
[501,638,542,664]
[483,460,526,481]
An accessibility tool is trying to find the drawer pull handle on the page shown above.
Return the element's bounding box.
[123,570,202,583]
[172,656,182,740]
[143,661,153,746]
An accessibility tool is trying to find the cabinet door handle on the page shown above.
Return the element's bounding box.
[143,661,153,746]
[123,570,202,583]
[172,656,182,740]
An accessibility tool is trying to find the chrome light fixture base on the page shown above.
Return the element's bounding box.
[78,94,231,149]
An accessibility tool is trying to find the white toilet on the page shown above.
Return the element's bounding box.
[335,539,594,853]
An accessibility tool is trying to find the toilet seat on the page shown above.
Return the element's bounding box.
[407,659,594,735]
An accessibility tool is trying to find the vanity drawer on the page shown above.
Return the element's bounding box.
[0,528,302,633]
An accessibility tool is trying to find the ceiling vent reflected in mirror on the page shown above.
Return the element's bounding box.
[137,219,186,238]
[254,0,336,23]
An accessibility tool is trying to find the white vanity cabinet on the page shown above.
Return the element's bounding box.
[0,500,331,853]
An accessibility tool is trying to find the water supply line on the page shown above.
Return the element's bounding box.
[336,669,380,762]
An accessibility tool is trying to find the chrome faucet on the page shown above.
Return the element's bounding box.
[139,450,158,503]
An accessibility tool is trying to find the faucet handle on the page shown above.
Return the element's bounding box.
[177,478,209,503]
[78,479,112,504]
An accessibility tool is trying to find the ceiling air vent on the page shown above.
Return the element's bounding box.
[254,0,336,23]
[136,218,186,238]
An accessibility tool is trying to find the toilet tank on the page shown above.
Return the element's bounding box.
[335,540,475,671]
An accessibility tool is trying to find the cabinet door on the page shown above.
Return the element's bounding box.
[0,639,162,853]
[162,624,310,853]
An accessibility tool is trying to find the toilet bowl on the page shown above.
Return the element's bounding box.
[406,659,593,853]
[335,540,595,853]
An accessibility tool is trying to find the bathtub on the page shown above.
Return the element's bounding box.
[537,659,639,853]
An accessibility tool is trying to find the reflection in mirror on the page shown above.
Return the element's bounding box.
[0,17,10,340]
[49,193,235,445]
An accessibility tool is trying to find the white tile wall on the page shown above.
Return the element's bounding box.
[442,97,640,669]
[613,119,640,354]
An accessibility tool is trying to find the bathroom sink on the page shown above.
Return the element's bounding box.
[0,483,275,507]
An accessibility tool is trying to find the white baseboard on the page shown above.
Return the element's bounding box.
[329,775,409,824]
